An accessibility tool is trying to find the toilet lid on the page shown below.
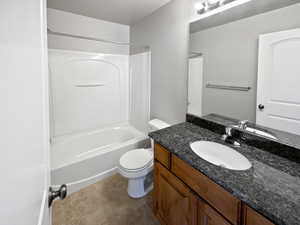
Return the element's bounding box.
[120,149,153,171]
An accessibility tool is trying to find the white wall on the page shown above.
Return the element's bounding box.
[130,0,191,125]
[0,0,50,225]
[47,8,130,55]
[190,3,300,122]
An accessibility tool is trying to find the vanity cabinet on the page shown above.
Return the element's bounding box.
[154,143,171,169]
[153,143,276,225]
[172,154,241,225]
[198,199,231,225]
[154,162,197,225]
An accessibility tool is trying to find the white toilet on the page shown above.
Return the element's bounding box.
[118,119,170,198]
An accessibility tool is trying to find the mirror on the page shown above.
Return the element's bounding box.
[188,0,300,138]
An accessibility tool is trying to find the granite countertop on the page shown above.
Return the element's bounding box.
[149,122,300,225]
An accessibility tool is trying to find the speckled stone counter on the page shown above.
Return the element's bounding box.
[149,122,300,225]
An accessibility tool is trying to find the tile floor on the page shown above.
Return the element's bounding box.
[52,174,160,225]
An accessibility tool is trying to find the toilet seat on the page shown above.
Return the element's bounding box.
[119,149,153,172]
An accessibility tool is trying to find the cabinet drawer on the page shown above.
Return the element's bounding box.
[172,155,241,225]
[243,205,275,225]
[154,144,171,169]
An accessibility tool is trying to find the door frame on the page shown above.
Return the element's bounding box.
[38,0,51,224]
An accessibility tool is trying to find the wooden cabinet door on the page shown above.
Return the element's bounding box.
[243,205,275,225]
[172,155,241,225]
[154,144,171,169]
[198,198,231,225]
[154,162,197,225]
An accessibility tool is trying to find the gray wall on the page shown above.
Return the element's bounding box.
[190,3,300,122]
[47,8,130,55]
[130,0,190,125]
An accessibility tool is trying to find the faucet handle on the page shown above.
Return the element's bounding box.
[221,126,233,141]
[222,126,241,147]
[225,126,233,136]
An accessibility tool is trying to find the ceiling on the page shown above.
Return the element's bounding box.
[190,0,300,33]
[47,0,172,25]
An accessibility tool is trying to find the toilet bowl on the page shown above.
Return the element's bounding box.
[118,119,170,198]
[118,148,153,198]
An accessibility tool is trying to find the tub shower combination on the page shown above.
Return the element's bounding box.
[49,49,150,193]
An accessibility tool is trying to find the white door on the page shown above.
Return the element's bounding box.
[0,1,51,225]
[257,28,300,135]
[188,56,203,117]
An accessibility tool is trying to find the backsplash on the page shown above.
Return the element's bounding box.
[186,113,300,163]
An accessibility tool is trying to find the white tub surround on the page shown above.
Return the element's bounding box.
[49,49,129,137]
[129,51,151,133]
[49,48,151,194]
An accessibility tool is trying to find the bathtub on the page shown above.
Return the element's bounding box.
[51,124,148,194]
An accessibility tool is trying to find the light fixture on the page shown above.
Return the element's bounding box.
[207,0,221,5]
[194,0,253,20]
[194,2,205,11]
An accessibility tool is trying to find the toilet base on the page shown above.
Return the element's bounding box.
[127,176,153,198]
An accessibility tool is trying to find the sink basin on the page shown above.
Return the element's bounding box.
[190,141,252,171]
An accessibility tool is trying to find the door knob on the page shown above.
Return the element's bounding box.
[258,104,265,110]
[48,184,67,207]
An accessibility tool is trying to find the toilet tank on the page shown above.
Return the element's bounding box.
[148,119,170,132]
